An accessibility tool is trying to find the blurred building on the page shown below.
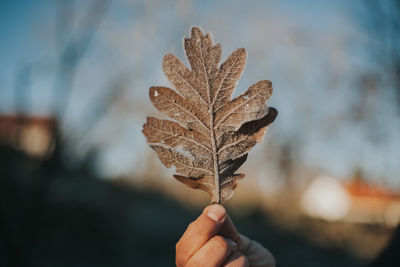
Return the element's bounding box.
[0,114,57,159]
[301,174,400,227]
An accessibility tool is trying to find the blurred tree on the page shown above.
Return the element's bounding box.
[362,0,400,109]
[53,0,111,119]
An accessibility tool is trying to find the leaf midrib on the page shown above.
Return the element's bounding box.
[198,39,221,204]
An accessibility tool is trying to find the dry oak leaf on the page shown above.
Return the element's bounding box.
[142,26,277,204]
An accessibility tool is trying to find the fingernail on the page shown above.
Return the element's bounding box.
[207,204,226,222]
[224,237,237,252]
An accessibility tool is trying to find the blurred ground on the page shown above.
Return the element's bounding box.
[0,180,367,266]
[0,145,383,267]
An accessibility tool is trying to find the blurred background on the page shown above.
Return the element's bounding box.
[1,0,400,266]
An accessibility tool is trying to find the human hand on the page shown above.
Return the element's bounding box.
[176,204,276,267]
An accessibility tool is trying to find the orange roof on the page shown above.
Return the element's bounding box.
[345,177,400,201]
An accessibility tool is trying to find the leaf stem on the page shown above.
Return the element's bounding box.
[209,108,221,204]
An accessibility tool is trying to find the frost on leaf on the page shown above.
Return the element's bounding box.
[142,27,277,204]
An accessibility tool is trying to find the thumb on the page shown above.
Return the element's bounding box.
[176,204,226,266]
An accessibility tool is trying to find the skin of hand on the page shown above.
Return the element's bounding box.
[175,204,276,267]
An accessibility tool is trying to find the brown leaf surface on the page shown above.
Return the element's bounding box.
[143,27,277,203]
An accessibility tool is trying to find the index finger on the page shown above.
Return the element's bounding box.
[218,210,257,255]
[218,211,241,243]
